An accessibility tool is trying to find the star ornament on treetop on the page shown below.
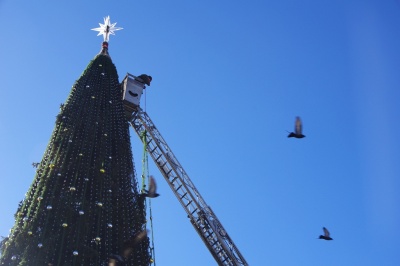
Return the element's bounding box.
[91,16,123,42]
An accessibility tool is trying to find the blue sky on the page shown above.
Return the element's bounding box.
[1,1,400,265]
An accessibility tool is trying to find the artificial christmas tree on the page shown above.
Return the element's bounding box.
[0,17,150,266]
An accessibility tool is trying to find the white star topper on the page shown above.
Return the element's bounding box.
[91,16,123,42]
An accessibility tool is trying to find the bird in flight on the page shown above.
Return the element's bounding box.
[318,227,333,240]
[108,230,148,265]
[142,176,160,198]
[287,116,306,138]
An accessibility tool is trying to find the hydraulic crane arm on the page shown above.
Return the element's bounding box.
[128,107,248,266]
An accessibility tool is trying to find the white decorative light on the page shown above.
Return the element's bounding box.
[91,16,123,42]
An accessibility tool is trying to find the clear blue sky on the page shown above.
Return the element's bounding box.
[1,1,400,265]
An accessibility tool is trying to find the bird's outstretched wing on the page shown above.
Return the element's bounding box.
[127,229,148,246]
[108,259,116,266]
[148,176,157,195]
[108,230,148,265]
[295,116,302,135]
[323,227,330,238]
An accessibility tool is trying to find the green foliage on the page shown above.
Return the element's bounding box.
[0,53,150,265]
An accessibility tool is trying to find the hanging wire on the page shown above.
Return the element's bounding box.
[147,176,157,266]
[144,82,147,112]
[140,131,148,195]
[137,79,156,265]
[140,130,157,266]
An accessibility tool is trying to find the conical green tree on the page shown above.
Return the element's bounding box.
[0,42,150,266]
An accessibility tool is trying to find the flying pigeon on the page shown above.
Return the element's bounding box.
[108,230,148,266]
[141,176,160,198]
[318,227,333,240]
[287,116,305,138]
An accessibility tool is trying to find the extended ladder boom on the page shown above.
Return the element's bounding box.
[129,107,248,266]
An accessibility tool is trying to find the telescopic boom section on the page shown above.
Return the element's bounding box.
[128,108,248,266]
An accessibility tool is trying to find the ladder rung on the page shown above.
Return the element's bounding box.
[220,256,229,263]
[180,192,188,199]
[209,240,219,247]
[205,231,212,238]
[175,184,182,191]
[185,200,193,207]
[155,154,162,161]
[220,255,229,265]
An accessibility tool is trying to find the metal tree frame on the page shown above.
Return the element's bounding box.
[128,107,248,266]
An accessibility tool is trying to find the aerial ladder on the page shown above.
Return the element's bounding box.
[122,73,248,266]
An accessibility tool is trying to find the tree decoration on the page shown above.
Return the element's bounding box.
[91,16,123,42]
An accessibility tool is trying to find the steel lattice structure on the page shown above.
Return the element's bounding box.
[127,105,248,266]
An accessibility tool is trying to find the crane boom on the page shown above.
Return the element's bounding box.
[128,107,248,266]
